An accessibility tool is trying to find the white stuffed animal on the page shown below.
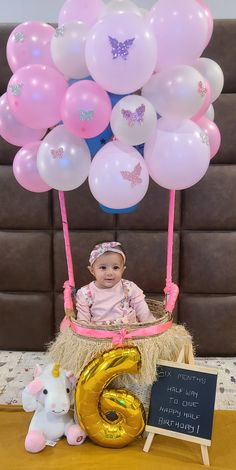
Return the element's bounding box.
[22,363,86,453]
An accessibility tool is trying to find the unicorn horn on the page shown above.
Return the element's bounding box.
[52,363,60,378]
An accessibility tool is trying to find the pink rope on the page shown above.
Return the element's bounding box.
[58,191,75,316]
[164,190,179,313]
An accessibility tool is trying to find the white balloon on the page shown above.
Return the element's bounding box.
[51,21,90,79]
[144,118,210,190]
[110,95,157,145]
[194,58,224,103]
[142,65,208,120]
[205,104,215,121]
[37,124,91,191]
[101,0,142,16]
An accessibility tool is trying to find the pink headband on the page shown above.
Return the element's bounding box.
[89,242,126,266]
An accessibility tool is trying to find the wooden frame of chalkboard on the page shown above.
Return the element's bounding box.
[143,358,218,465]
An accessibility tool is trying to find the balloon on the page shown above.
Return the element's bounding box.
[0,93,47,146]
[193,58,224,103]
[101,0,141,16]
[13,142,51,192]
[61,80,112,138]
[144,118,210,190]
[85,11,157,94]
[196,0,213,43]
[50,21,90,79]
[205,104,215,121]
[142,65,209,120]
[85,124,113,157]
[110,95,157,145]
[147,0,209,71]
[7,64,68,129]
[75,347,145,448]
[6,21,55,73]
[99,203,139,214]
[195,116,221,159]
[89,140,149,208]
[37,124,91,191]
[58,0,105,27]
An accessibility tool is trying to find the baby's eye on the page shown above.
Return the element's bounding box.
[99,266,106,270]
[113,266,120,270]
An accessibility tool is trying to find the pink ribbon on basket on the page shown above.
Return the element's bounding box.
[164,282,179,313]
[68,319,173,347]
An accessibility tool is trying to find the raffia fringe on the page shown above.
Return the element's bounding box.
[47,323,192,386]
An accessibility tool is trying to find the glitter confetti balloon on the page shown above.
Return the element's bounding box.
[85,11,157,94]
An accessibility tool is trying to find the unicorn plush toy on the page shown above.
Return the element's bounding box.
[22,362,86,453]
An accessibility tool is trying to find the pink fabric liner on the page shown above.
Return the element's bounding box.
[67,319,173,347]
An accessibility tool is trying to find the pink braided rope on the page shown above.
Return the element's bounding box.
[58,191,75,316]
[164,190,179,313]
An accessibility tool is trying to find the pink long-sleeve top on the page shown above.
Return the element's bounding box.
[76,279,155,325]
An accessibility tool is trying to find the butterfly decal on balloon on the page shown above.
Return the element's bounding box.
[198,81,207,97]
[51,147,64,159]
[9,83,24,97]
[108,36,135,60]
[120,163,142,187]
[121,104,145,127]
[79,109,94,121]
[13,31,25,43]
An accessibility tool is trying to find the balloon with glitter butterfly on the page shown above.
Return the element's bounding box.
[7,64,68,129]
[142,65,210,120]
[88,140,149,209]
[144,118,210,190]
[50,22,90,80]
[37,124,91,191]
[61,80,112,139]
[6,21,56,73]
[85,11,157,94]
[110,95,157,146]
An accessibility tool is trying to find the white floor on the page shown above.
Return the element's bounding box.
[0,351,235,409]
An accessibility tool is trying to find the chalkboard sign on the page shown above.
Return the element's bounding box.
[146,360,218,446]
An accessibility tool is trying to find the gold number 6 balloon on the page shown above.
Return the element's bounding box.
[75,346,146,448]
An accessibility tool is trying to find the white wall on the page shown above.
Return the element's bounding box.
[0,0,236,23]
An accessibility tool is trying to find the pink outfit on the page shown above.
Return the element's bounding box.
[76,279,155,325]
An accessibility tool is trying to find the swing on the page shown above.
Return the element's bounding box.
[48,190,192,407]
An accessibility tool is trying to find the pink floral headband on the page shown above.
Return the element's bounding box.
[89,242,126,266]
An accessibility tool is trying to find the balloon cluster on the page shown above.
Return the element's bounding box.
[0,0,223,211]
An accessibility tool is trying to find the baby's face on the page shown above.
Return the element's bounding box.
[89,252,126,289]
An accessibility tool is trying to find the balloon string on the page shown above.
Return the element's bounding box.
[58,191,75,288]
[166,190,176,289]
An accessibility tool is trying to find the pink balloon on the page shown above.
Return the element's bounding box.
[0,93,47,146]
[196,0,213,43]
[89,141,149,208]
[7,22,55,73]
[147,0,209,71]
[85,11,157,94]
[191,79,211,122]
[195,116,221,159]
[13,141,51,192]
[144,118,210,190]
[61,80,112,138]
[58,0,105,27]
[7,64,68,129]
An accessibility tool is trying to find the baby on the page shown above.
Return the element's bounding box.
[76,241,156,325]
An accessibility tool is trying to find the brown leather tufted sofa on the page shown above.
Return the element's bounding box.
[0,20,236,356]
